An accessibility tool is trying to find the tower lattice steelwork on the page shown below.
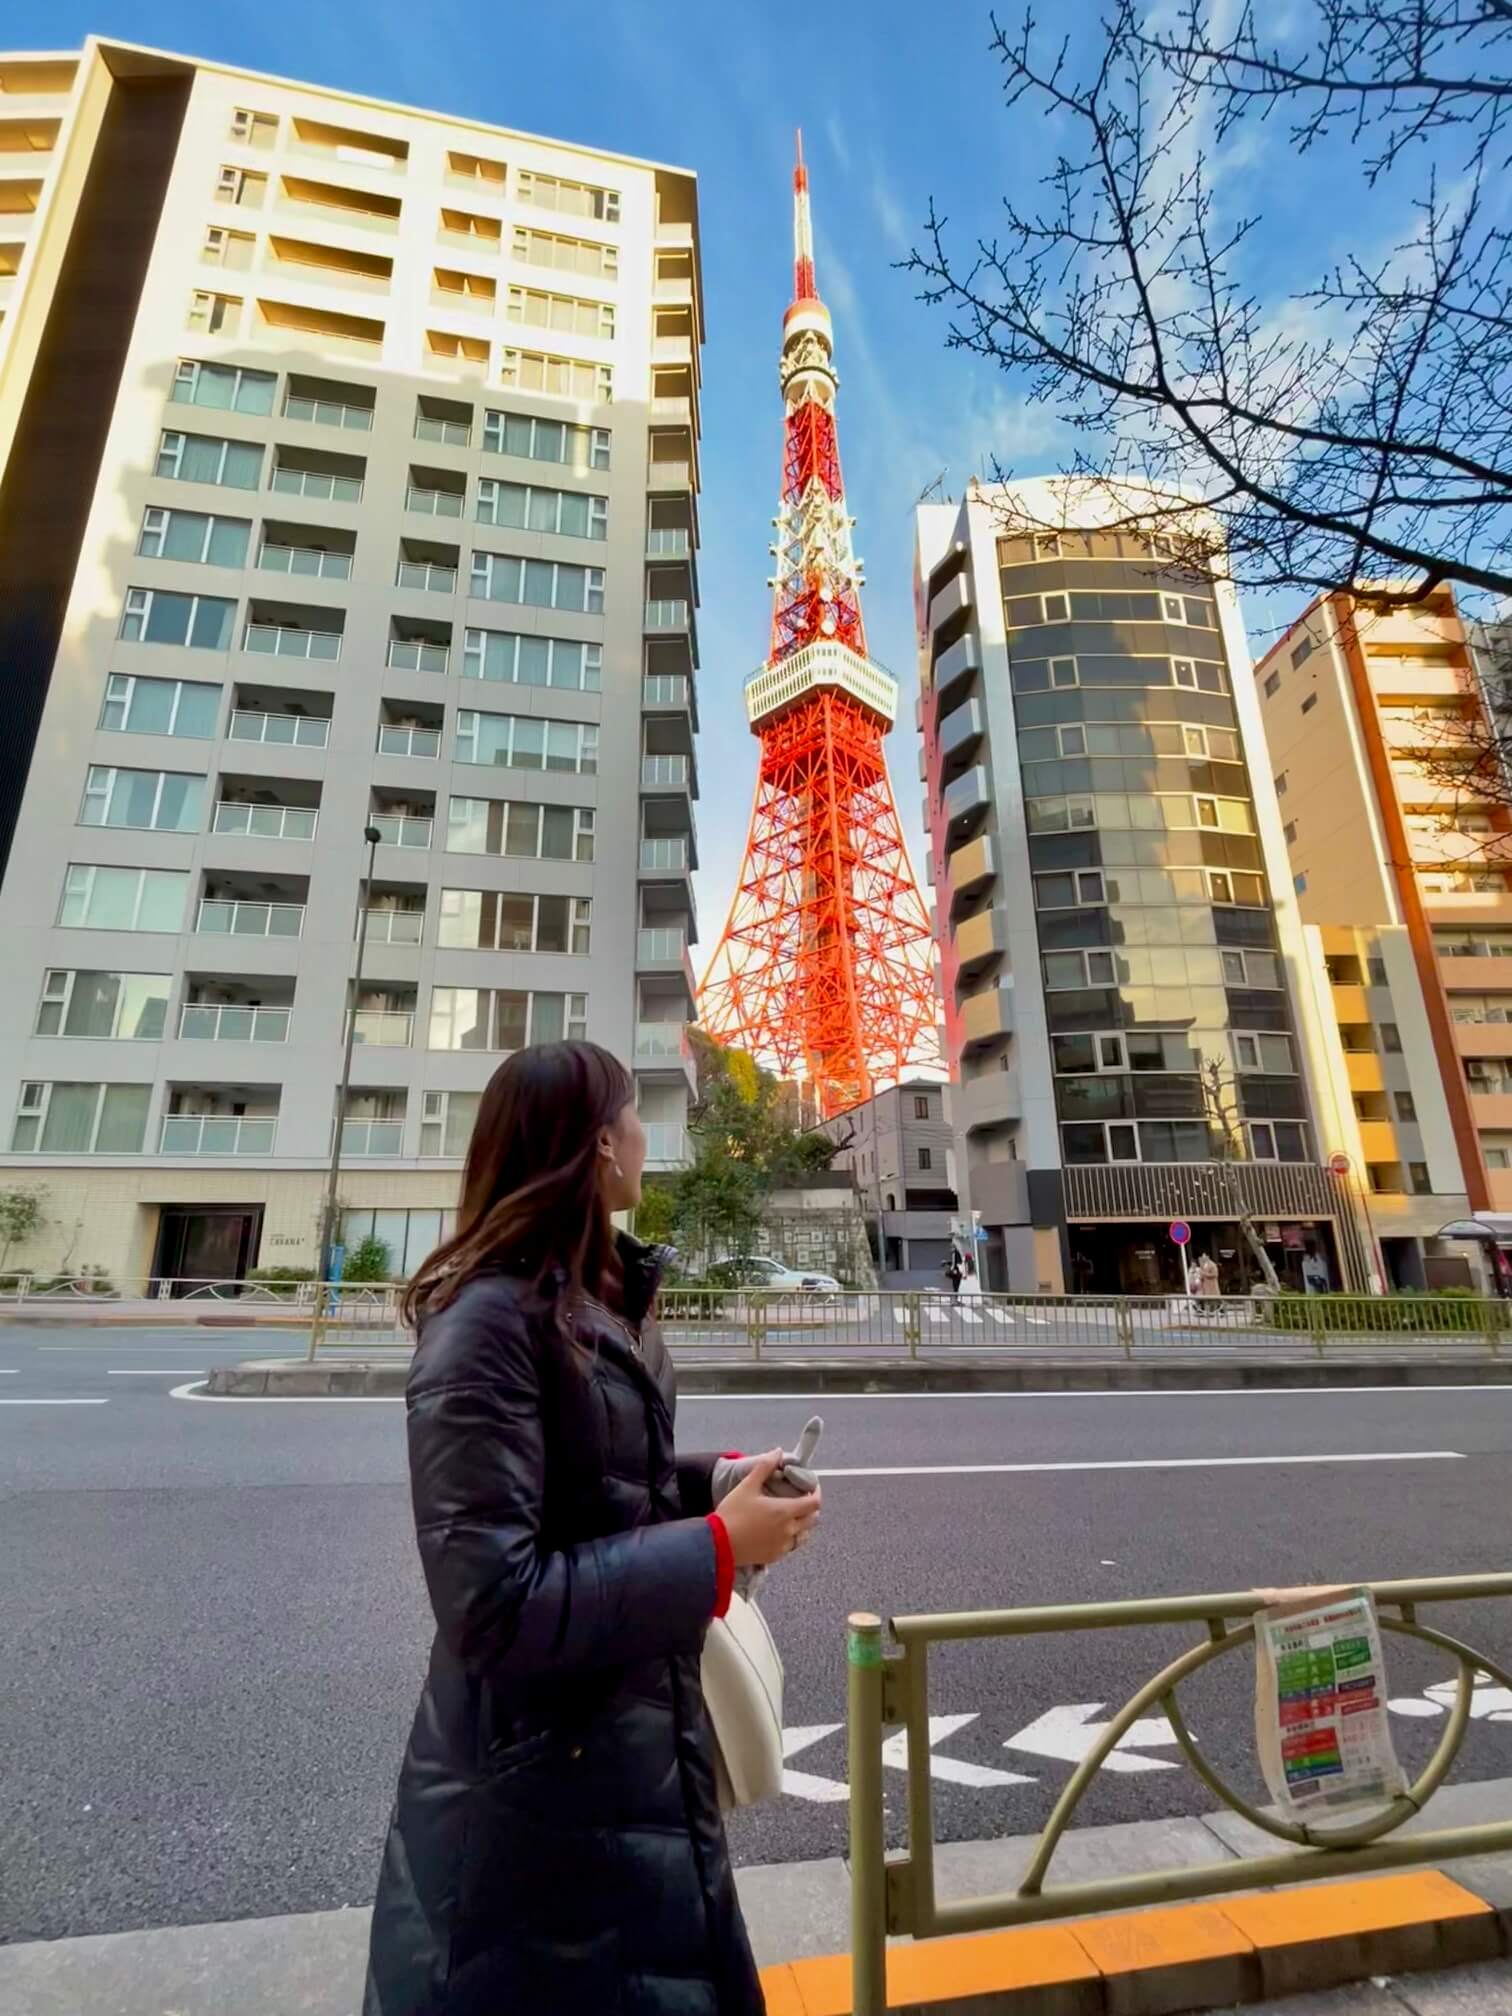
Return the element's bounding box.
[697,138,938,1119]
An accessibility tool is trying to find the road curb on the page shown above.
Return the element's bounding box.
[761,1868,1506,2013]
[202,1355,1512,1397]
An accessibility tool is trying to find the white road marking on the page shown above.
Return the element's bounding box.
[882,1713,1036,1789]
[0,1368,16,1374]
[679,1386,1512,1402]
[108,1368,208,1376]
[1004,1703,1178,1774]
[171,1381,399,1403]
[0,1398,107,1406]
[814,1452,1464,1478]
[1389,1678,1512,1722]
[781,1724,849,1802]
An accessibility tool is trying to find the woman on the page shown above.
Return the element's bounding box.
[365,1042,820,2015]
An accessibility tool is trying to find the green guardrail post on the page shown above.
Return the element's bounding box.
[1306,1293,1326,1359]
[848,1612,887,2016]
[1115,1300,1135,1361]
[745,1291,765,1362]
[903,1293,921,1360]
[1485,1296,1503,1360]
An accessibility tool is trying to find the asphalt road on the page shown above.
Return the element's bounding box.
[3,1323,1511,1947]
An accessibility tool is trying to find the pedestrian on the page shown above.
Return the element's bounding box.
[944,1247,964,1296]
[365,1041,821,2016]
[1198,1251,1221,1307]
[960,1250,982,1300]
[1185,1256,1204,1315]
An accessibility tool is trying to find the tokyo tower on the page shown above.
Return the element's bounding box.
[697,137,939,1120]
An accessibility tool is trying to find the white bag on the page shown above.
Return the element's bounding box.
[701,1589,785,1810]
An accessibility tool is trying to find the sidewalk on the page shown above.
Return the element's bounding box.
[4,1783,1509,2014]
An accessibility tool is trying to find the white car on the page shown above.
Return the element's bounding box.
[715,1255,843,1294]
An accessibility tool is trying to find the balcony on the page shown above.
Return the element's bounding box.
[960,983,1015,1046]
[387,637,450,674]
[947,834,998,914]
[258,541,353,582]
[372,813,433,848]
[635,1021,697,1095]
[160,1113,277,1155]
[377,724,440,759]
[939,697,985,776]
[955,906,1008,976]
[1345,1050,1385,1094]
[1331,985,1370,1025]
[213,801,318,841]
[395,555,457,594]
[929,571,971,635]
[643,673,691,711]
[415,398,472,447]
[364,908,424,945]
[270,454,364,504]
[642,753,691,792]
[640,836,689,873]
[1357,1119,1401,1164]
[959,1069,1021,1133]
[349,1009,414,1046]
[645,599,691,634]
[245,621,342,661]
[178,1003,291,1043]
[283,383,374,431]
[340,1118,405,1156]
[933,631,980,710]
[943,764,991,839]
[643,1121,690,1170]
[197,898,305,938]
[228,709,329,749]
[646,526,691,560]
[648,460,692,492]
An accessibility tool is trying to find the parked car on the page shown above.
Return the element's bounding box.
[703,1254,842,1294]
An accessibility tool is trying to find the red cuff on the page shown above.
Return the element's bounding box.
[706,1513,735,1618]
[720,1450,744,1460]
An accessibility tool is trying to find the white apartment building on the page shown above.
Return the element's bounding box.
[0,41,701,1287]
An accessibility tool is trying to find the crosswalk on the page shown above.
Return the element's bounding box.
[896,1303,1051,1329]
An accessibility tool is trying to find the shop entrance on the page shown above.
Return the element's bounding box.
[1067,1218,1342,1295]
[150,1206,263,1293]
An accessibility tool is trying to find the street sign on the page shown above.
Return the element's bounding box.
[974,1226,989,1242]
[1329,1152,1352,1176]
[1169,1219,1191,1246]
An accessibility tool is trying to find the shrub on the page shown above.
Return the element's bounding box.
[247,1265,316,1300]
[1269,1291,1506,1335]
[341,1236,392,1283]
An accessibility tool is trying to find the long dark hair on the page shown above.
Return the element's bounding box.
[403,1041,634,1329]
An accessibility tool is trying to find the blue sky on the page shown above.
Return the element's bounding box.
[8,1,1418,933]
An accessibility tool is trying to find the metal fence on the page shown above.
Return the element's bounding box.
[0,1281,1507,1360]
[847,1575,1512,2015]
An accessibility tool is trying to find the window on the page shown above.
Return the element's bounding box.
[36,970,169,1040]
[137,507,250,568]
[187,290,242,335]
[215,165,266,206]
[1221,948,1282,988]
[1025,794,1096,834]
[475,478,607,540]
[512,225,618,278]
[230,108,277,147]
[454,709,598,774]
[1291,635,1315,669]
[1041,592,1069,623]
[437,888,591,954]
[57,864,188,932]
[420,1089,481,1158]
[1381,1022,1403,1053]
[79,767,203,833]
[483,408,610,470]
[99,675,219,738]
[1368,957,1388,986]
[1411,1161,1432,1194]
[917,1146,933,1171]
[448,149,506,187]
[1274,770,1288,795]
[1043,948,1118,989]
[1395,1091,1418,1122]
[1033,533,1061,559]
[506,284,615,339]
[1048,657,1077,687]
[1294,872,1308,893]
[1487,1148,1511,1170]
[427,987,588,1051]
[1263,670,1281,698]
[446,797,594,862]
[1172,657,1197,688]
[913,1094,930,1120]
[1283,819,1297,844]
[469,551,604,613]
[202,226,254,269]
[1300,692,1318,715]
[119,588,236,650]
[11,1081,151,1154]
[499,349,613,402]
[515,169,618,222]
[171,359,276,415]
[156,429,262,489]
[462,628,601,692]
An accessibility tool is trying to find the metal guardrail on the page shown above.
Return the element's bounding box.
[846,1577,1512,2015]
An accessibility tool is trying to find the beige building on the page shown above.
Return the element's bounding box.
[1257,587,1512,1287]
[0,40,701,1287]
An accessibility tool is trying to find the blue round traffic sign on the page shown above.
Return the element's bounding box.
[1169,1220,1191,1246]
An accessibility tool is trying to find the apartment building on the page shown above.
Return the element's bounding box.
[1256,587,1512,1286]
[914,482,1369,1295]
[0,40,701,1287]
[810,1079,959,1286]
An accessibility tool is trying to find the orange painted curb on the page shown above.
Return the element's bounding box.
[1071,1899,1253,1974]
[1219,1869,1491,1948]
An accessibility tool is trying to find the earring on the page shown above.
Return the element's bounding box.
[612,1160,625,1179]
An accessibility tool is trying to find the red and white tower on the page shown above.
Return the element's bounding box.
[697,137,939,1120]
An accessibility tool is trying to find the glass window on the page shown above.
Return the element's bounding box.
[36,971,169,1040]
[1263,670,1281,697]
[58,865,188,932]
[171,360,276,414]
[1381,1022,1403,1053]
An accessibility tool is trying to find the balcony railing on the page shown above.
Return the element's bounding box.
[396,560,457,594]
[349,1009,415,1046]
[640,836,689,872]
[406,484,464,518]
[270,466,363,503]
[415,415,470,446]
[364,908,423,945]
[340,1118,405,1155]
[371,813,433,848]
[438,227,499,256]
[635,1021,689,1059]
[160,1113,277,1155]
[283,393,373,431]
[245,623,342,661]
[377,725,440,758]
[643,674,690,708]
[196,898,305,938]
[258,543,352,581]
[638,927,688,964]
[642,753,690,790]
[386,638,450,673]
[178,1003,291,1043]
[228,710,329,748]
[649,461,691,489]
[213,802,318,841]
[646,527,690,557]
[643,1121,689,1166]
[645,599,690,633]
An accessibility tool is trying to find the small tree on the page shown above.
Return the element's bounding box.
[0,1185,47,1274]
[342,1235,392,1283]
[1198,1061,1283,1292]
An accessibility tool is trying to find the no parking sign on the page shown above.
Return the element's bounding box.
[1169,1220,1191,1247]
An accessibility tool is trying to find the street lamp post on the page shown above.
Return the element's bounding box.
[310,823,383,1357]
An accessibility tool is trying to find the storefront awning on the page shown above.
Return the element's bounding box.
[1436,1217,1512,1243]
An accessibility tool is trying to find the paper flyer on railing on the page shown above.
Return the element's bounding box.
[1254,1588,1406,1816]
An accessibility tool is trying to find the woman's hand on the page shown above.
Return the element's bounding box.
[718,1450,822,1568]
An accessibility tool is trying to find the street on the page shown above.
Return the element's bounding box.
[3,1324,1512,1949]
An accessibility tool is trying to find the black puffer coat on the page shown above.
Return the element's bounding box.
[364,1237,763,2016]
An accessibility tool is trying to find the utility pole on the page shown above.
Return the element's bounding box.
[310,823,382,1358]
